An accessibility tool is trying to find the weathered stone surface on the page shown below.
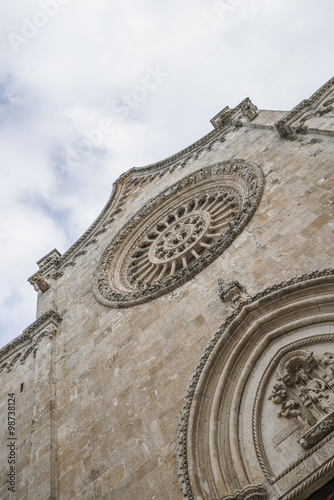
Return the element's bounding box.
[1,80,334,499]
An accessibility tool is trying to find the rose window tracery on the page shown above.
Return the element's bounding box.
[149,211,211,264]
[94,161,264,307]
[128,196,237,287]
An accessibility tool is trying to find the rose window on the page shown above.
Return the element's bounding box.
[127,196,237,287]
[94,161,264,307]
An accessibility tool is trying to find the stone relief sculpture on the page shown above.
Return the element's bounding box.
[268,349,334,448]
[278,399,311,431]
[177,270,334,500]
[218,278,250,306]
[322,352,334,375]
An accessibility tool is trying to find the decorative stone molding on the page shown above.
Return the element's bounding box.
[27,192,125,285]
[27,79,334,286]
[218,278,250,306]
[220,484,267,500]
[210,98,258,128]
[0,310,62,373]
[28,98,260,286]
[37,248,61,271]
[298,411,334,449]
[275,76,334,136]
[177,268,334,500]
[280,456,334,500]
[28,249,61,288]
[93,160,264,308]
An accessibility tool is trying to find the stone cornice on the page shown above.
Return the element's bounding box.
[27,78,334,287]
[275,76,334,136]
[130,97,258,175]
[0,310,62,371]
[28,181,126,285]
[23,310,62,336]
[28,98,259,286]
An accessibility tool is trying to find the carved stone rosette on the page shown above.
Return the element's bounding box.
[93,160,264,307]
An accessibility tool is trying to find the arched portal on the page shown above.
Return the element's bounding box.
[178,269,334,500]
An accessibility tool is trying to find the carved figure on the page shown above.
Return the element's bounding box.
[268,384,287,404]
[278,399,310,430]
[269,349,334,448]
[322,352,334,373]
[297,370,327,402]
[296,370,334,413]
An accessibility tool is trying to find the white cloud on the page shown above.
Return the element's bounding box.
[1,0,334,346]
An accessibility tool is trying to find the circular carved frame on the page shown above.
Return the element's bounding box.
[94,160,264,307]
[177,269,334,500]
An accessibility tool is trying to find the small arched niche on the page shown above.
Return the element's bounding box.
[178,269,334,500]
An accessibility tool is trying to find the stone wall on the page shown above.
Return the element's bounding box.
[1,79,334,499]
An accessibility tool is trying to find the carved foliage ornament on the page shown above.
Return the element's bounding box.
[94,161,264,307]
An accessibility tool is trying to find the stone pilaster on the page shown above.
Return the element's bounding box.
[25,312,61,500]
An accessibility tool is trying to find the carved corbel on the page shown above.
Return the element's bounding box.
[28,273,50,293]
[218,278,250,306]
[241,98,259,121]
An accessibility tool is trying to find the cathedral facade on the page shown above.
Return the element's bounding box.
[1,78,334,499]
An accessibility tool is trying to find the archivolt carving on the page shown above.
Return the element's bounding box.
[94,160,264,307]
[177,269,334,500]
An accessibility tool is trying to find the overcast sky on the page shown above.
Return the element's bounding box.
[0,0,333,348]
